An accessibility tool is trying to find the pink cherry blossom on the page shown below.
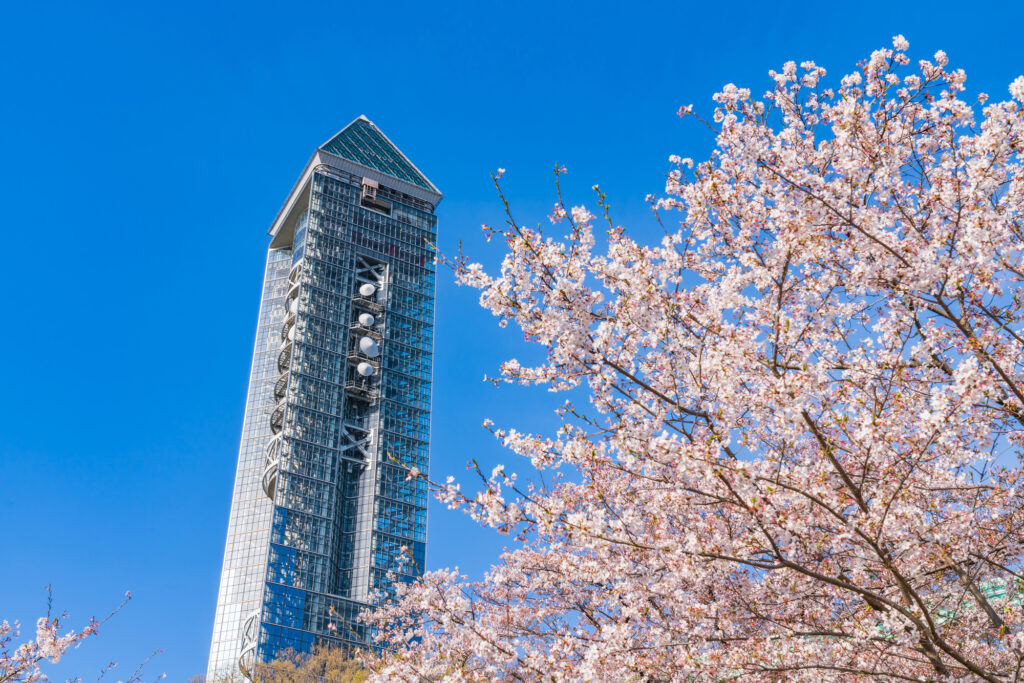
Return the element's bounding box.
[0,588,158,683]
[365,39,1024,682]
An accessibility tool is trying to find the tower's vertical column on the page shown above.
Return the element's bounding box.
[345,256,388,601]
[206,248,291,680]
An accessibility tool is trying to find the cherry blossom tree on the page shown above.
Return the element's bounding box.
[365,37,1024,681]
[1,588,157,683]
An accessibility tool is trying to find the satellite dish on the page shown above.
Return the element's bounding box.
[287,325,295,341]
[289,298,298,314]
[357,362,375,377]
[359,336,379,357]
[358,313,375,327]
[359,283,376,297]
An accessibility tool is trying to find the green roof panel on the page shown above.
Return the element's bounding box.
[320,117,433,190]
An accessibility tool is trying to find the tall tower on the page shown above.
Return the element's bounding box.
[206,117,440,679]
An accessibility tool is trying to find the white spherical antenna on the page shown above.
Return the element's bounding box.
[359,283,376,297]
[356,362,375,377]
[359,336,379,358]
[358,313,375,327]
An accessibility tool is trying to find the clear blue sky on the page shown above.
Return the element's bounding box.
[1,1,1021,679]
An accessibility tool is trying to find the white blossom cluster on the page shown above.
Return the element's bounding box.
[364,37,1024,681]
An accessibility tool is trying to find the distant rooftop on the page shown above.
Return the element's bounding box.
[320,116,436,191]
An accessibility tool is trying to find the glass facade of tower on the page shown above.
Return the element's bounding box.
[207,118,439,679]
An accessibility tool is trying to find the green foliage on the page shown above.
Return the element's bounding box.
[213,645,368,683]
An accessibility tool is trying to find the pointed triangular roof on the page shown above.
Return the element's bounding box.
[319,115,438,192]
